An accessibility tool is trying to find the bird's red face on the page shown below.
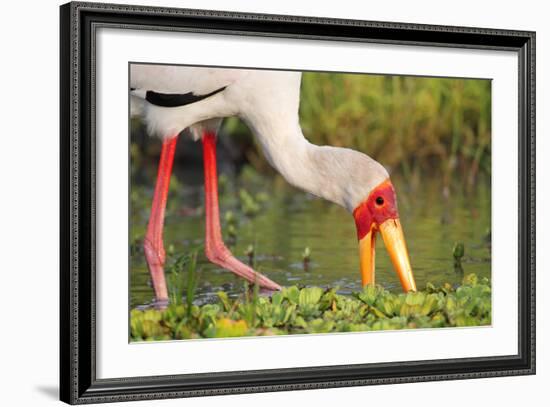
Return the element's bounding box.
[353,179,417,292]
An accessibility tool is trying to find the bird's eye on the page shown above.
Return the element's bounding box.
[375,196,384,206]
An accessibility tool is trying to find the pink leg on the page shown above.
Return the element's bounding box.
[144,135,178,307]
[202,132,281,291]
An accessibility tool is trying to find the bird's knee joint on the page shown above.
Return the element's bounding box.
[144,238,166,266]
[205,245,228,264]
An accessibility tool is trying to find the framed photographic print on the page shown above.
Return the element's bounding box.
[60,1,535,404]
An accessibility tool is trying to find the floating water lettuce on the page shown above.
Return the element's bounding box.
[130,273,491,341]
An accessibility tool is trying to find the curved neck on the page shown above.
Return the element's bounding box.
[241,112,352,211]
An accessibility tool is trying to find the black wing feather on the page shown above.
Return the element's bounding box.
[144,86,226,108]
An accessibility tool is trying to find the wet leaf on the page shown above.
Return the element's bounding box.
[282,286,300,304]
[453,242,465,260]
[463,273,478,286]
[405,292,426,306]
[217,291,231,312]
[357,284,379,306]
[299,287,324,307]
[213,319,249,338]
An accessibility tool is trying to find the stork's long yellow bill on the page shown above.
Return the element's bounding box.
[359,218,416,292]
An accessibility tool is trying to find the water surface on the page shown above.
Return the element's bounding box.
[130,166,491,309]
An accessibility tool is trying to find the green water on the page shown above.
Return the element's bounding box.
[130,169,491,309]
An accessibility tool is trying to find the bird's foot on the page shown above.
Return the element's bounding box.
[205,243,281,291]
[152,297,169,310]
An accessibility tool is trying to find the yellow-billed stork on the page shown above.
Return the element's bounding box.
[130,65,417,307]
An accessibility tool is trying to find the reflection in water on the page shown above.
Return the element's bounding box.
[130,167,491,309]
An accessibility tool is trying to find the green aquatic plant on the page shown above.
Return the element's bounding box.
[453,241,465,273]
[165,250,199,311]
[185,251,199,318]
[227,224,237,240]
[244,244,255,265]
[239,189,261,216]
[130,273,491,341]
[302,246,311,270]
[224,210,236,225]
[453,242,465,261]
[224,210,238,242]
[302,247,311,262]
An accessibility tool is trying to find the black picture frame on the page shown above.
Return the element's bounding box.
[60,1,536,404]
